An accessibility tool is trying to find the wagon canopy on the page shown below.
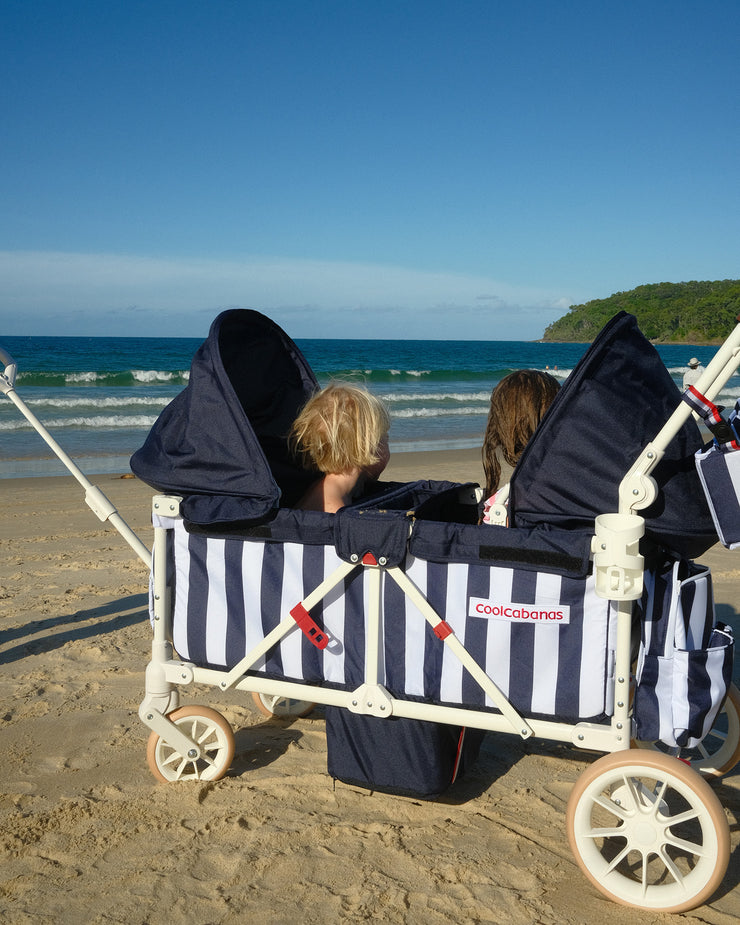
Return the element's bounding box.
[130,309,319,525]
[509,311,717,558]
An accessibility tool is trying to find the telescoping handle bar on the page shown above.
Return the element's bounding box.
[0,347,17,390]
[618,315,740,517]
[0,345,151,569]
[592,315,740,603]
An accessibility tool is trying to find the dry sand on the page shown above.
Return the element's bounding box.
[1,450,739,924]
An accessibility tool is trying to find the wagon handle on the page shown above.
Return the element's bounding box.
[0,347,151,569]
[617,316,740,515]
[0,345,17,392]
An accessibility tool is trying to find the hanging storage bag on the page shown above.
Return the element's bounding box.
[695,443,740,549]
[633,559,734,749]
[685,389,740,549]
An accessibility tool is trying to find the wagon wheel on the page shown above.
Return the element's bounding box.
[146,705,235,782]
[251,691,315,718]
[566,749,729,913]
[634,683,740,778]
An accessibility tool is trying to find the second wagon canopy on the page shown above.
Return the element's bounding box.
[509,311,717,558]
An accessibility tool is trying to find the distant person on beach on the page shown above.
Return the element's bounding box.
[480,370,560,524]
[289,382,390,513]
[683,357,705,389]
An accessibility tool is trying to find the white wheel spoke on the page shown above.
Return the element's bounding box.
[640,851,650,897]
[658,846,688,886]
[665,833,709,858]
[604,843,631,874]
[197,726,216,746]
[201,749,222,767]
[706,728,727,744]
[594,793,629,819]
[664,807,700,827]
[584,825,625,839]
[649,779,669,817]
[624,774,648,811]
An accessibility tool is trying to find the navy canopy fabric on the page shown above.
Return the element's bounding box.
[132,308,717,556]
[509,312,718,558]
[130,309,319,524]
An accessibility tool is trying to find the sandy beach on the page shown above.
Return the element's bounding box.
[1,449,739,924]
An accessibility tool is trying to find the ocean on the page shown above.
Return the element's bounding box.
[0,332,734,480]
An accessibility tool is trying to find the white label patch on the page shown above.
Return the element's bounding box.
[469,597,570,624]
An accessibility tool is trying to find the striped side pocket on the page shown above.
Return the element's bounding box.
[633,560,734,748]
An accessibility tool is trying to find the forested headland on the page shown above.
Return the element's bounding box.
[541,280,740,343]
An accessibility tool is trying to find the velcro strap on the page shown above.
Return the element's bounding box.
[682,387,740,452]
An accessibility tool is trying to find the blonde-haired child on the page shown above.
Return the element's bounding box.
[290,382,390,513]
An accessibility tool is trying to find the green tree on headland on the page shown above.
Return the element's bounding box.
[542,280,740,344]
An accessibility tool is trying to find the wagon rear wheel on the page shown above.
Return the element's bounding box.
[566,749,729,913]
[634,683,740,778]
[251,691,315,718]
[147,705,235,782]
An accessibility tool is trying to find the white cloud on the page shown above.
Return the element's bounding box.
[0,251,579,339]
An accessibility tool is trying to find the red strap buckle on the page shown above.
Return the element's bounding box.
[290,603,329,649]
[434,621,453,640]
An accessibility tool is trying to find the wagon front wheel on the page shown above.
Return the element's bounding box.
[251,691,315,718]
[566,749,729,913]
[146,705,235,782]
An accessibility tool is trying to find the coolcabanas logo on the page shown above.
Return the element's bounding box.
[468,597,570,624]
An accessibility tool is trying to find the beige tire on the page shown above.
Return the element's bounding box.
[251,691,315,718]
[566,749,729,912]
[147,705,235,782]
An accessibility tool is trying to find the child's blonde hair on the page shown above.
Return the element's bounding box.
[290,382,390,474]
[482,370,560,497]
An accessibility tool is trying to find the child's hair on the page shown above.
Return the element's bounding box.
[482,369,560,497]
[290,382,390,474]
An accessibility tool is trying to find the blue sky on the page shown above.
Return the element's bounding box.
[1,0,738,340]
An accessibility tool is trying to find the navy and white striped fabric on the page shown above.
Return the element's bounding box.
[381,555,616,722]
[633,560,734,749]
[682,387,740,452]
[161,518,618,723]
[696,443,740,549]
